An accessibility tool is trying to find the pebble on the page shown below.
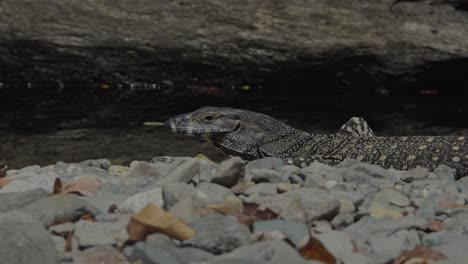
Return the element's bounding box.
[183,215,252,254]
[3,155,468,263]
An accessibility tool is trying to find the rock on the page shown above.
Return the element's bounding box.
[183,214,252,254]
[0,211,59,264]
[108,165,130,177]
[0,188,48,213]
[128,204,194,241]
[337,159,397,189]
[157,158,200,184]
[244,183,278,196]
[315,231,372,264]
[210,157,245,187]
[276,182,301,193]
[49,222,75,233]
[132,234,214,264]
[128,161,162,179]
[78,192,130,212]
[0,171,60,194]
[433,165,456,180]
[74,216,130,247]
[51,235,67,257]
[280,165,304,181]
[118,187,164,213]
[253,219,310,246]
[364,230,421,263]
[311,220,333,233]
[206,196,244,216]
[162,183,201,209]
[213,240,312,264]
[169,198,210,223]
[443,212,468,232]
[249,169,286,183]
[302,161,343,182]
[346,215,426,237]
[402,166,430,182]
[197,159,219,183]
[20,194,101,226]
[196,182,235,204]
[329,189,364,207]
[338,199,356,214]
[331,213,355,230]
[368,188,410,219]
[423,231,468,258]
[53,162,111,181]
[62,175,102,195]
[246,157,284,172]
[150,156,192,176]
[243,188,340,223]
[73,246,130,264]
[231,180,256,194]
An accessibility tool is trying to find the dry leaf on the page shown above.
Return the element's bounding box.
[393,245,446,264]
[0,177,12,188]
[128,204,194,241]
[63,176,101,195]
[298,236,337,264]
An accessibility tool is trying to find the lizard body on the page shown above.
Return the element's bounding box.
[165,107,467,177]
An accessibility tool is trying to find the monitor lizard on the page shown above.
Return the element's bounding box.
[165,106,468,178]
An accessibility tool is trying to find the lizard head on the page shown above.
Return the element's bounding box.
[165,106,285,160]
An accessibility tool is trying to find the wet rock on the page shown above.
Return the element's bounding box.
[0,188,48,213]
[196,182,235,204]
[74,216,130,247]
[0,211,59,264]
[133,234,214,264]
[252,219,310,246]
[213,240,311,264]
[20,194,101,226]
[118,187,164,213]
[210,157,245,187]
[183,214,252,254]
[244,188,340,223]
[157,158,200,184]
[244,183,278,196]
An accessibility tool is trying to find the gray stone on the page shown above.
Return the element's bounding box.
[434,165,457,180]
[169,198,207,224]
[117,187,164,213]
[128,161,162,178]
[183,214,252,254]
[246,157,284,172]
[401,166,430,182]
[364,229,421,264]
[74,216,130,247]
[150,156,192,176]
[53,162,111,181]
[162,183,201,209]
[311,220,333,233]
[133,234,214,264]
[243,188,340,223]
[0,171,60,194]
[443,212,468,232]
[197,159,219,183]
[249,168,286,183]
[244,183,278,196]
[346,215,427,237]
[329,189,364,208]
[157,158,201,184]
[0,188,48,213]
[213,240,312,264]
[95,213,122,222]
[49,222,75,233]
[108,165,129,177]
[338,199,356,214]
[315,231,372,264]
[196,182,235,204]
[0,211,59,264]
[252,219,310,246]
[73,246,130,264]
[423,231,468,258]
[51,235,67,256]
[331,213,355,230]
[97,159,111,170]
[302,161,343,182]
[337,159,398,189]
[210,157,246,187]
[79,192,129,212]
[20,194,102,226]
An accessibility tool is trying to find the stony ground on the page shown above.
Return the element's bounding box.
[1,155,467,264]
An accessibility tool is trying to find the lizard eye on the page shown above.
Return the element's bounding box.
[203,114,214,122]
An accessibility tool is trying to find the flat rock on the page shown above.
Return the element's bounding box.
[252,219,310,246]
[0,171,59,194]
[0,211,59,264]
[128,161,162,179]
[74,216,130,247]
[244,188,340,223]
[213,240,313,264]
[210,157,245,187]
[196,182,235,204]
[249,168,286,183]
[20,194,101,226]
[246,157,284,172]
[117,187,164,213]
[0,188,48,213]
[183,214,252,254]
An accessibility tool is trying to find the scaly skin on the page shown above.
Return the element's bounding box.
[165,107,468,178]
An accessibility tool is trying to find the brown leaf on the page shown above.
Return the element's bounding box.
[63,176,101,195]
[128,204,194,241]
[298,236,337,264]
[393,245,446,264]
[0,177,12,188]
